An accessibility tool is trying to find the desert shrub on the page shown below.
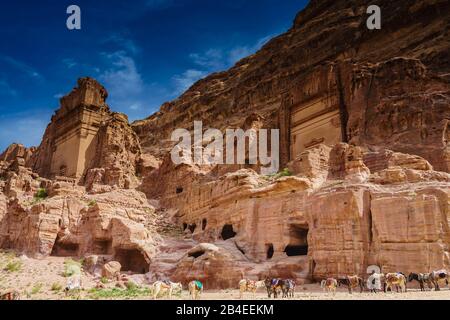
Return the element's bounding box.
[63,259,82,277]
[4,260,22,272]
[88,287,152,300]
[35,188,48,199]
[87,200,97,207]
[31,283,43,295]
[265,168,293,180]
[125,281,138,290]
[277,168,293,177]
[51,282,63,292]
[100,277,109,284]
[29,188,49,205]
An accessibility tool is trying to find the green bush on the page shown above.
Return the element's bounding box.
[4,260,22,272]
[88,287,152,300]
[31,283,43,295]
[35,188,48,199]
[100,277,109,284]
[125,281,138,290]
[51,282,63,292]
[266,168,293,180]
[87,200,97,207]
[277,168,293,177]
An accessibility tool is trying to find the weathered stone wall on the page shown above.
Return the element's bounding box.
[142,144,450,282]
[132,0,450,172]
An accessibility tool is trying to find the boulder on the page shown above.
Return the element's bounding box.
[102,261,122,280]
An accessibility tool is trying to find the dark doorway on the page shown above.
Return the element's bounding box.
[114,248,149,274]
[266,243,274,260]
[221,224,237,240]
[51,237,79,257]
[93,240,112,255]
[284,224,308,256]
[188,223,197,233]
[176,187,184,194]
[284,245,308,256]
[202,219,207,231]
[188,249,205,259]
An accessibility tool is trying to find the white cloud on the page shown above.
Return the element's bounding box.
[171,69,207,96]
[100,51,144,98]
[0,79,17,97]
[97,50,154,115]
[62,58,77,69]
[169,35,273,97]
[103,34,141,55]
[227,35,273,65]
[129,103,142,110]
[0,55,43,80]
[187,34,273,74]
[189,49,224,70]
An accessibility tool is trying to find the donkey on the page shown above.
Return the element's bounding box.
[188,280,203,300]
[337,275,364,294]
[384,273,407,293]
[321,278,338,296]
[430,270,449,291]
[239,279,265,299]
[264,278,284,299]
[281,279,296,298]
[408,273,433,291]
[152,281,183,300]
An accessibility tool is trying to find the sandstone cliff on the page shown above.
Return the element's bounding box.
[0,0,449,289]
[28,78,142,189]
[132,0,450,172]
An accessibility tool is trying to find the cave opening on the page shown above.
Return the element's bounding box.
[183,223,188,231]
[284,224,309,256]
[202,219,207,231]
[284,245,308,256]
[51,237,79,257]
[188,250,205,259]
[266,243,274,260]
[221,224,237,240]
[114,248,149,274]
[176,187,184,194]
[93,240,112,255]
[188,223,197,233]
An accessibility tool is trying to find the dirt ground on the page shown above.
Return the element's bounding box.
[1,252,450,300]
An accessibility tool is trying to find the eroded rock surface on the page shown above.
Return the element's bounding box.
[1,0,450,289]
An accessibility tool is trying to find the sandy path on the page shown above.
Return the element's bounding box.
[1,252,450,300]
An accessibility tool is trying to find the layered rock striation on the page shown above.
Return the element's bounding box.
[0,0,449,289]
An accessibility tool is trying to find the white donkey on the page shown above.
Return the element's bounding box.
[152,281,183,300]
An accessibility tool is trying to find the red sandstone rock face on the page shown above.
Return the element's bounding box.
[26,78,142,190]
[84,112,142,190]
[0,144,34,164]
[1,0,450,289]
[0,164,159,273]
[141,144,450,283]
[132,0,450,172]
[344,58,450,172]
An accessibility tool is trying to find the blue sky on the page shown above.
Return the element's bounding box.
[0,0,308,151]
